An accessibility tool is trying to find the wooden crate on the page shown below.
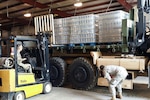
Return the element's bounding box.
[97,71,135,89]
[96,56,146,71]
[122,80,133,89]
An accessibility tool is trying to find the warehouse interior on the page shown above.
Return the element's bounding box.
[0,0,150,100]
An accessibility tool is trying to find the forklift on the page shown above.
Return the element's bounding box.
[0,34,52,100]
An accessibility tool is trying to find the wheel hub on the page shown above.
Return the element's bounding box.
[16,93,24,100]
[45,83,52,93]
[50,65,59,79]
[73,67,87,82]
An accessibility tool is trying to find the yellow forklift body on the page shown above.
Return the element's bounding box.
[15,84,43,98]
[17,73,44,98]
[18,73,36,85]
[0,69,44,98]
[0,69,15,92]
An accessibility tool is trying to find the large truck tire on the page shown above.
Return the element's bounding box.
[49,57,66,87]
[69,57,96,90]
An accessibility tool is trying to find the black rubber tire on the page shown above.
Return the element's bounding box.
[43,82,52,94]
[13,92,25,100]
[95,66,99,86]
[49,57,66,87]
[69,57,96,90]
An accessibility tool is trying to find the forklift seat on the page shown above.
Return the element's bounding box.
[18,65,27,73]
[29,57,45,71]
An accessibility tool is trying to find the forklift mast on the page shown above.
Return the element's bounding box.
[136,0,150,53]
[37,33,50,81]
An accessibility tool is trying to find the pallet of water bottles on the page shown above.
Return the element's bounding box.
[55,33,99,45]
[98,10,129,43]
[54,10,129,45]
[54,14,99,45]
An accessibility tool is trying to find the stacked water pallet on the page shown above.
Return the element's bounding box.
[54,17,71,44]
[70,14,99,44]
[54,14,99,45]
[54,10,129,45]
[98,10,129,43]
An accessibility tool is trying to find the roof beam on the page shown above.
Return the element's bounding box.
[45,0,67,5]
[51,9,72,17]
[16,0,48,8]
[65,1,117,12]
[0,14,10,20]
[0,13,31,31]
[117,0,132,11]
[76,5,123,15]
[16,0,72,17]
[95,7,124,14]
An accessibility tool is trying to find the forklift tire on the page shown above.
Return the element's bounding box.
[69,57,96,90]
[43,82,52,94]
[49,57,66,87]
[13,92,25,100]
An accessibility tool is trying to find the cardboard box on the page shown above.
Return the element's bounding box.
[97,77,109,86]
[97,71,135,89]
[122,80,133,89]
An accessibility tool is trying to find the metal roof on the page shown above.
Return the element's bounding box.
[0,0,137,30]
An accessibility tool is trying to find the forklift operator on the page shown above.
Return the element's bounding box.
[17,44,32,73]
[99,65,128,100]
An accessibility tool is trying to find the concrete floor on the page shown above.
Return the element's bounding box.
[26,85,150,100]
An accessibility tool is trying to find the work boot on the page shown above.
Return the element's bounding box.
[116,93,122,99]
[111,96,116,100]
